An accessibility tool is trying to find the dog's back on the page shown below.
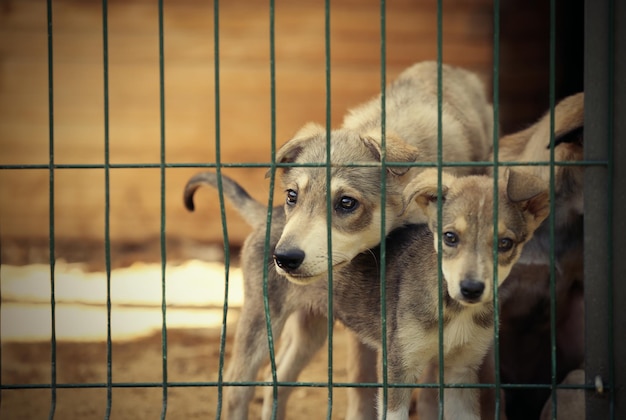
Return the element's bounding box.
[343,61,493,171]
[493,92,584,265]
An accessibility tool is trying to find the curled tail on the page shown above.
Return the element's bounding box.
[184,171,269,227]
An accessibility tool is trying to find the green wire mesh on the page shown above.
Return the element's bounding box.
[0,0,620,419]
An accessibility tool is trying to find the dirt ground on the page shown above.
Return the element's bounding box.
[1,259,382,419]
[2,325,389,419]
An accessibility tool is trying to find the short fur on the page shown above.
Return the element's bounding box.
[490,92,584,265]
[184,168,549,420]
[416,93,585,419]
[272,61,493,284]
[496,92,585,420]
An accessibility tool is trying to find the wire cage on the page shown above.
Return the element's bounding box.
[0,0,623,419]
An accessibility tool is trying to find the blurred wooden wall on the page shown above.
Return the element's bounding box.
[1,0,497,265]
[2,0,584,266]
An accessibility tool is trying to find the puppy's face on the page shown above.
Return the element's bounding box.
[272,123,418,284]
[404,169,550,305]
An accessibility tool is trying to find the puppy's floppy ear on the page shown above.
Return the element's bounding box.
[266,122,326,178]
[506,168,550,229]
[506,168,547,202]
[360,130,420,176]
[402,168,455,220]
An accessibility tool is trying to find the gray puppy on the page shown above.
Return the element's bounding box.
[185,167,549,420]
[271,61,493,285]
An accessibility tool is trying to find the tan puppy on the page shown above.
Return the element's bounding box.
[184,167,549,420]
[494,92,584,266]
[416,92,585,420]
[271,61,493,285]
[498,93,585,420]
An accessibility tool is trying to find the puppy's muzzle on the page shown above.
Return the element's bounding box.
[274,249,306,273]
[459,279,485,303]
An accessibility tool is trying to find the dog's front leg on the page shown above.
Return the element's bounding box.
[379,377,415,420]
[442,366,480,420]
[377,352,419,420]
[419,347,506,420]
[261,310,328,420]
[224,303,282,420]
[345,332,378,420]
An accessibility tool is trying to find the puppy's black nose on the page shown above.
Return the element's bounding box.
[460,279,485,301]
[273,249,305,272]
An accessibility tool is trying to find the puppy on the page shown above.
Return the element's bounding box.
[184,167,549,419]
[493,92,584,266]
[271,61,493,285]
[415,92,585,419]
[498,92,585,420]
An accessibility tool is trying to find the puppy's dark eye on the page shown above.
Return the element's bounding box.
[285,189,298,206]
[498,238,514,252]
[443,231,459,247]
[336,196,358,212]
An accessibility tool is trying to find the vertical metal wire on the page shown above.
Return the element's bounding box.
[547,0,558,417]
[323,0,334,417]
[211,0,231,418]
[378,0,389,417]
[46,1,57,418]
[262,0,280,417]
[101,0,113,418]
[490,0,502,418]
[157,0,169,418]
[435,1,445,418]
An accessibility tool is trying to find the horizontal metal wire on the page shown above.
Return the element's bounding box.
[0,160,607,171]
[1,381,596,390]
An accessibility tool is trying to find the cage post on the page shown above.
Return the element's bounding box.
[584,0,625,418]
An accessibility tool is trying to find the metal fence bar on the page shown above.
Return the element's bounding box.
[0,160,598,171]
[210,0,231,418]
[8,379,595,390]
[490,0,502,418]
[378,0,389,417]
[584,0,623,418]
[583,10,611,417]
[46,0,57,418]
[324,0,335,418]
[158,0,169,418]
[610,1,626,416]
[547,0,558,417]
[262,0,280,417]
[100,0,114,418]
[435,0,445,418]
